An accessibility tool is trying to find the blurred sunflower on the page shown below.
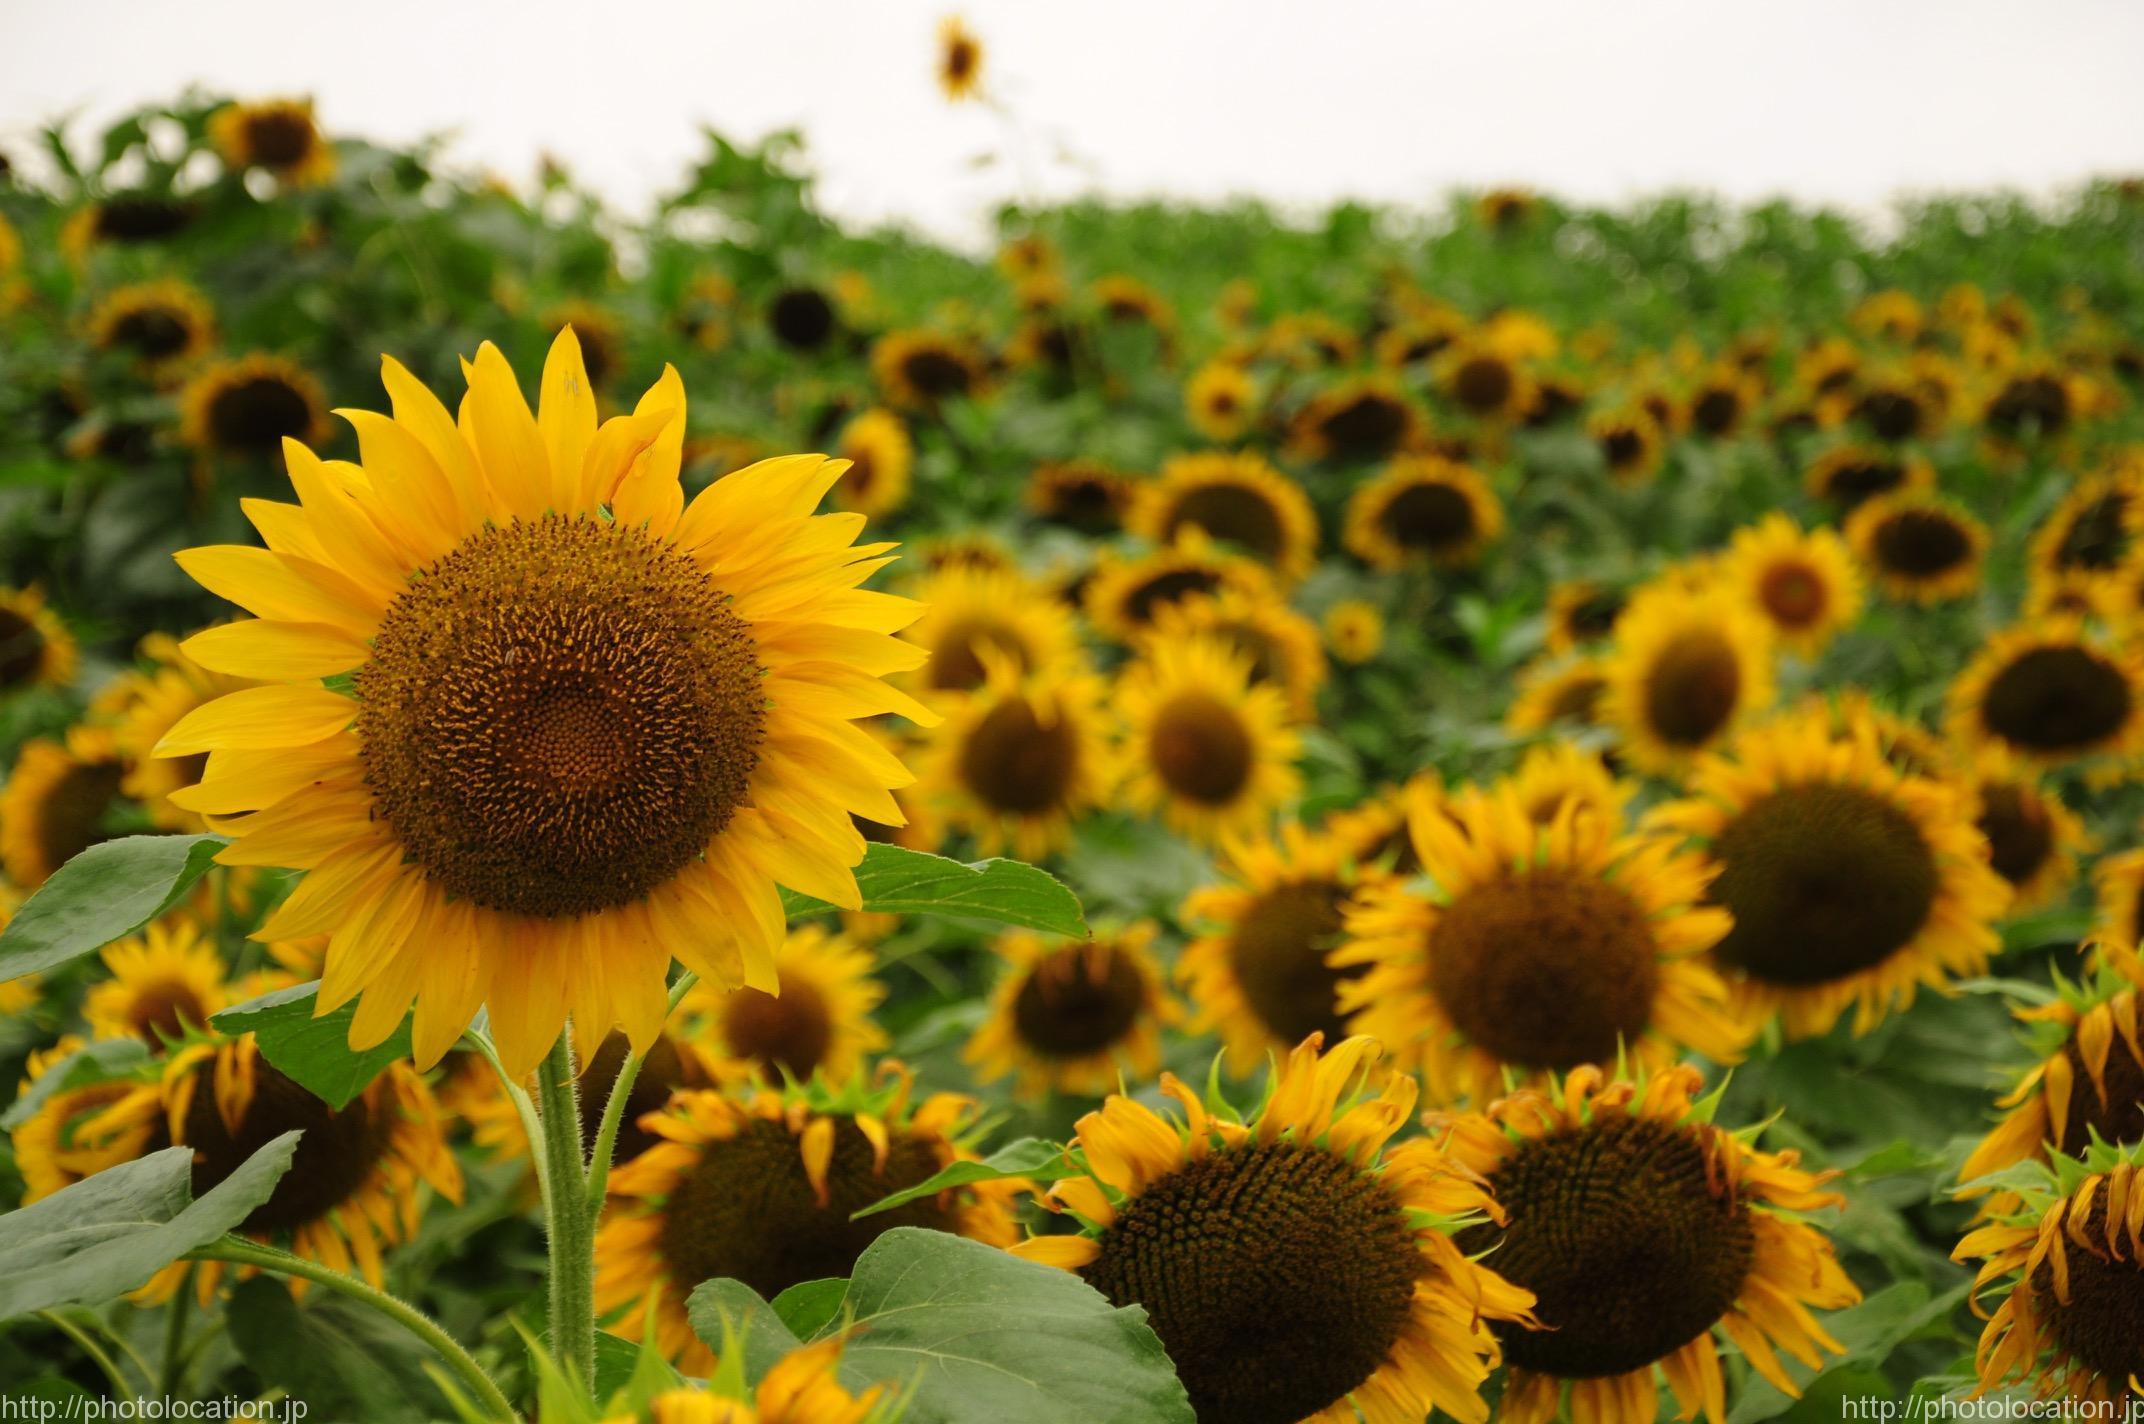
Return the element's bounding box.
[157,333,929,1076]
[678,924,888,1088]
[209,98,334,185]
[1847,490,1989,603]
[1,725,124,887]
[1136,587,1327,720]
[1959,748,2088,912]
[1983,360,2096,446]
[934,17,985,100]
[1588,406,1665,484]
[766,284,838,352]
[86,279,215,381]
[1507,654,1613,738]
[1090,274,1176,349]
[11,1039,161,1203]
[1025,460,1136,534]
[1959,985,2144,1193]
[1505,741,1633,829]
[1082,532,1271,643]
[901,564,1081,695]
[84,919,229,1046]
[1803,443,1934,513]
[103,631,246,831]
[1118,635,1300,846]
[471,1029,717,1166]
[1322,600,1383,665]
[1342,454,1504,571]
[871,329,985,412]
[1722,514,1864,656]
[828,408,913,518]
[1285,376,1422,463]
[1129,451,1318,582]
[964,924,1179,1097]
[178,354,329,463]
[1544,579,1627,656]
[1014,1034,1538,1424]
[1432,1064,1859,1424]
[1601,584,1775,772]
[922,656,1112,859]
[1836,370,1942,442]
[2031,468,2141,580]
[2090,849,2144,983]
[0,585,78,697]
[59,193,194,262]
[1947,619,2144,771]
[596,1070,1018,1371]
[1684,365,1762,438]
[1478,187,1539,231]
[1437,342,1536,423]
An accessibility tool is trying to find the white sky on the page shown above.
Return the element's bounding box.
[6,0,2144,246]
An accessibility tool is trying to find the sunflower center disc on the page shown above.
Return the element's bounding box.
[2031,1195,2144,1383]
[1229,879,1362,1046]
[244,112,317,168]
[208,377,313,454]
[185,1060,397,1234]
[34,758,124,876]
[1166,486,1284,561]
[721,981,834,1082]
[1149,692,1253,805]
[127,983,213,1045]
[1429,868,1660,1070]
[1320,394,1408,456]
[1642,627,1743,749]
[1872,510,1971,578]
[1459,1114,1755,1378]
[1978,645,2132,755]
[112,309,192,359]
[2054,493,2127,570]
[1012,945,1146,1057]
[1976,784,2053,891]
[1453,357,1514,413]
[2055,1030,2144,1157]
[957,696,1077,815]
[1079,1142,1421,1424]
[358,515,768,919]
[0,607,45,688]
[927,617,1027,692]
[1709,781,1938,986]
[657,1115,953,1300]
[1757,564,1826,628]
[1380,482,1475,552]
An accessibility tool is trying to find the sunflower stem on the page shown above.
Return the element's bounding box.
[536,1028,597,1401]
[159,1266,193,1397]
[36,1310,138,1402]
[582,972,697,1215]
[190,1237,517,1422]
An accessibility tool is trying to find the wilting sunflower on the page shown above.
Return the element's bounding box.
[178,353,330,463]
[1016,1034,1537,1424]
[678,924,888,1087]
[1436,342,1536,423]
[1846,490,1989,603]
[1025,460,1136,535]
[597,1069,1018,1371]
[156,333,930,1076]
[0,585,77,697]
[1082,531,1272,643]
[2031,468,2142,580]
[1588,406,1666,484]
[1959,984,2144,1195]
[1136,587,1327,720]
[86,280,216,381]
[1432,1064,1859,1424]
[1338,783,1744,1103]
[870,329,985,412]
[1803,443,1935,513]
[901,563,1081,695]
[11,1038,162,1203]
[1507,654,1613,739]
[935,16,985,100]
[1284,376,1422,463]
[85,919,229,1046]
[632,1338,895,1424]
[964,923,1179,1097]
[1323,600,1383,665]
[828,408,913,518]
[1177,822,1380,1073]
[209,99,334,185]
[1,725,124,887]
[921,655,1112,859]
[1600,584,1775,773]
[1954,1149,2144,1408]
[1117,635,1301,846]
[1342,454,1504,571]
[1959,747,2089,912]
[1650,704,2011,1039]
[1947,618,2144,772]
[1721,514,1864,657]
[1128,451,1318,583]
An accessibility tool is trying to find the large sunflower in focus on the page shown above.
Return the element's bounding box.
[156,332,931,1075]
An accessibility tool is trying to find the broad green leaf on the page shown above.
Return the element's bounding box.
[0,1134,299,1318]
[213,981,412,1111]
[769,1277,848,1340]
[227,1275,455,1423]
[595,1329,681,1403]
[0,835,228,982]
[852,1138,1067,1220]
[0,1038,148,1130]
[783,845,1089,938]
[684,1278,808,1381]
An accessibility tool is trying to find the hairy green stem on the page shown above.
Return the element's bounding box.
[37,1310,135,1401]
[536,1028,595,1396]
[582,973,697,1215]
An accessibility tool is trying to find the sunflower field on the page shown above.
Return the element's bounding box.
[2,69,2144,1424]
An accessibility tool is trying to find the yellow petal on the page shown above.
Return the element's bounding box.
[537,327,598,511]
[157,686,354,756]
[181,620,369,682]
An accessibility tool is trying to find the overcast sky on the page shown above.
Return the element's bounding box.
[7,0,2143,246]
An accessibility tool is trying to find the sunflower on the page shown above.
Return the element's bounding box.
[1947,618,2144,771]
[596,1069,1018,1371]
[1803,443,1935,512]
[678,924,888,1087]
[156,333,930,1077]
[828,408,912,519]
[178,353,330,462]
[1430,1064,1859,1424]
[1543,580,1627,657]
[1846,490,1989,603]
[1830,370,1942,443]
[1983,361,2095,446]
[1800,688,1953,780]
[871,329,985,412]
[2031,468,2142,580]
[1,725,125,887]
[900,563,1081,695]
[470,1029,718,1166]
[1025,459,1135,534]
[629,1338,894,1424]
[59,194,195,262]
[1117,635,1301,847]
[1090,275,1176,349]
[1128,451,1318,583]
[1374,310,1468,369]
[209,99,335,185]
[964,923,1180,1097]
[1505,741,1633,830]
[1177,822,1380,1073]
[97,632,243,831]
[1959,986,2144,1194]
[1013,1034,1539,1424]
[766,284,838,352]
[1721,514,1864,657]
[1588,406,1666,484]
[1478,187,1539,231]
[921,655,1113,860]
[1600,584,1775,773]
[1285,376,1423,463]
[1258,311,1358,369]
[0,585,78,697]
[1954,1149,2144,1408]
[1338,783,1744,1103]
[1650,704,2011,1039]
[1507,654,1613,738]
[85,918,230,1046]
[1136,587,1327,720]
[1437,343,1536,423]
[1322,773,1450,874]
[1323,600,1383,665]
[1082,531,1272,643]
[86,280,216,380]
[1684,366,1762,438]
[1343,454,1505,571]
[11,1039,162,1204]
[935,17,985,100]
[1959,747,2089,912]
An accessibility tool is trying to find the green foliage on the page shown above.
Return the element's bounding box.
[211,981,412,1111]
[0,835,227,981]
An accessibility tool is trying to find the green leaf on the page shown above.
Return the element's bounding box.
[0,1038,148,1130]
[212,982,412,1111]
[769,1278,848,1340]
[684,1278,809,1381]
[0,835,228,982]
[782,845,1089,938]
[851,1138,1067,1220]
[227,1276,456,1423]
[0,1134,299,1318]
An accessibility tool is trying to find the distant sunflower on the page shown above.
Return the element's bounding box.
[1722,514,1864,656]
[0,585,78,696]
[1183,361,1256,441]
[86,280,216,380]
[829,408,913,519]
[1478,187,1539,231]
[1177,822,1380,1073]
[1804,443,1934,512]
[1015,1034,1538,1424]
[1322,600,1383,665]
[1507,654,1613,738]
[934,17,985,99]
[964,923,1180,1097]
[59,193,195,262]
[1545,579,1628,657]
[1847,490,1989,603]
[11,1038,161,1203]
[1118,636,1301,846]
[1684,366,1762,438]
[178,353,329,462]
[1437,343,1536,423]
[1601,585,1775,772]
[471,1029,717,1166]
[1835,371,1941,442]
[597,1071,1018,1371]
[901,564,1082,694]
[1090,275,1176,350]
[767,284,838,352]
[1338,783,1744,1103]
[1958,987,2144,1193]
[678,926,887,1089]
[922,656,1113,859]
[209,99,334,185]
[1588,406,1666,484]
[1651,705,2011,1038]
[1285,376,1422,463]
[1432,1064,1859,1424]
[1983,361,2091,445]
[1948,619,2144,771]
[1960,748,2088,912]
[1505,741,1633,829]
[1,726,124,887]
[1136,587,1327,720]
[2031,469,2141,579]
[1342,454,1504,571]
[1322,773,1450,875]
[1129,451,1318,582]
[1082,532,1271,643]
[1259,311,1359,369]
[157,334,930,1076]
[871,329,985,412]
[1025,460,1136,534]
[2090,849,2144,984]
[85,919,229,1046]
[1374,311,1467,369]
